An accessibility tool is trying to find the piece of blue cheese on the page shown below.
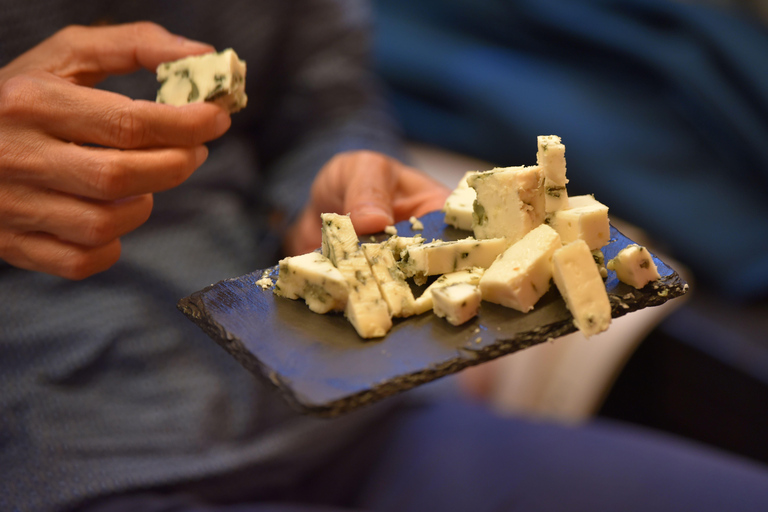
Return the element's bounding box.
[274,252,348,314]
[442,171,479,231]
[399,237,510,284]
[468,166,545,242]
[361,242,417,317]
[321,213,360,266]
[479,224,562,312]
[413,267,485,315]
[336,250,393,339]
[552,240,612,338]
[432,282,482,326]
[536,135,569,213]
[607,244,660,288]
[156,48,247,113]
[546,194,610,251]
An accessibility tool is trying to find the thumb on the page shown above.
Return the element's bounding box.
[343,152,398,235]
[22,22,214,86]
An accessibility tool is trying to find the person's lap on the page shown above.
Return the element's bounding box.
[77,398,768,512]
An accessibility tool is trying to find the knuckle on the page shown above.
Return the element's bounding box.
[0,74,39,117]
[105,104,147,149]
[81,209,119,246]
[90,155,130,200]
[59,252,98,280]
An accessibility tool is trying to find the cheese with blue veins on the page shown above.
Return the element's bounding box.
[321,213,359,265]
[361,242,416,317]
[547,194,610,251]
[607,244,660,288]
[274,252,348,314]
[432,282,482,326]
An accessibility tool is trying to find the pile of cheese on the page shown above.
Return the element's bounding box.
[273,136,660,339]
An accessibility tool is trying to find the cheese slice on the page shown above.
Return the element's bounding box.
[156,48,247,113]
[547,194,610,251]
[479,224,562,312]
[274,252,348,314]
[536,135,569,213]
[361,242,417,317]
[607,244,660,288]
[443,171,479,231]
[432,282,482,326]
[469,165,545,242]
[413,267,485,315]
[336,250,392,339]
[399,237,509,283]
[552,240,612,338]
[321,213,359,265]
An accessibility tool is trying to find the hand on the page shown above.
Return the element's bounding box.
[284,150,450,256]
[0,22,231,279]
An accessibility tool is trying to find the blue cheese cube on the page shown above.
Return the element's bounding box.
[399,237,510,284]
[442,171,479,231]
[607,244,660,288]
[361,242,417,317]
[468,165,545,242]
[552,240,612,338]
[536,135,569,213]
[156,48,247,113]
[274,252,348,314]
[547,194,610,251]
[413,267,485,315]
[479,224,562,312]
[336,250,392,339]
[432,283,482,326]
[321,213,359,266]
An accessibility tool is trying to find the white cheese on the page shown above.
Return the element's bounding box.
[413,267,485,315]
[432,282,482,326]
[552,240,612,338]
[361,242,417,317]
[321,213,359,265]
[156,48,247,113]
[468,166,545,242]
[399,236,510,283]
[384,235,425,261]
[442,171,479,231]
[336,250,392,339]
[536,135,569,213]
[607,244,660,288]
[547,194,610,251]
[274,252,348,314]
[479,224,562,313]
[409,216,424,231]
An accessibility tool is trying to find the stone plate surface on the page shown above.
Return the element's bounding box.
[178,211,688,416]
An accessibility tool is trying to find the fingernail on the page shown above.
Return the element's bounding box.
[215,110,232,135]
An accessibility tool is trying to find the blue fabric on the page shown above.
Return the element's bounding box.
[371,0,768,300]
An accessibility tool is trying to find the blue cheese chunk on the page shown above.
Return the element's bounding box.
[361,242,417,317]
[479,224,562,312]
[321,213,359,265]
[552,240,612,338]
[156,48,247,113]
[536,135,569,213]
[336,250,392,339]
[399,237,510,283]
[413,267,485,315]
[468,165,545,242]
[432,282,482,326]
[607,244,660,288]
[384,235,424,261]
[547,194,610,251]
[274,252,348,314]
[442,171,479,231]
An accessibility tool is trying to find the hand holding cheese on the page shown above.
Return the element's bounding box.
[283,151,450,256]
[0,22,231,279]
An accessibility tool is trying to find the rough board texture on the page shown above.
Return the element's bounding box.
[178,212,688,416]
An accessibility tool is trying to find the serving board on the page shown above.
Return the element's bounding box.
[178,211,688,416]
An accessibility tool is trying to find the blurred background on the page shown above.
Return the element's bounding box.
[369,0,768,465]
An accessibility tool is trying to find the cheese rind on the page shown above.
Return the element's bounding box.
[321,213,359,265]
[443,171,479,231]
[552,240,612,338]
[413,267,485,315]
[274,252,348,314]
[432,283,482,326]
[399,237,510,282]
[469,166,545,242]
[156,48,247,113]
[336,250,392,339]
[547,194,610,251]
[479,224,562,312]
[361,242,416,317]
[607,244,660,288]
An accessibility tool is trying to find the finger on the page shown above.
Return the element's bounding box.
[21,22,215,86]
[3,73,230,148]
[13,141,207,200]
[341,152,398,234]
[0,230,121,280]
[0,183,153,246]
